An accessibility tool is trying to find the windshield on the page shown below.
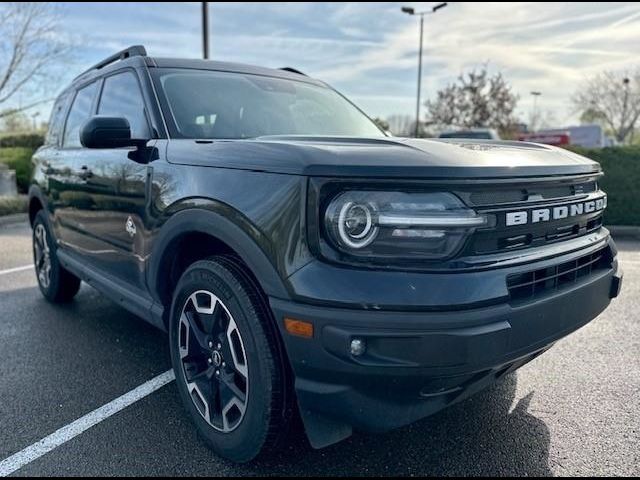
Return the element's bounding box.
[154,68,384,139]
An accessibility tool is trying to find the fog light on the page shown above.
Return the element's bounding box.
[350,338,366,356]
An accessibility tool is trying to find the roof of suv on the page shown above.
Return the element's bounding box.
[71,45,324,89]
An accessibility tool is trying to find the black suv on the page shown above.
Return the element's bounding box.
[29,46,622,462]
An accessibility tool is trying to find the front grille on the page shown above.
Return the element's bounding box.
[467,175,605,255]
[507,247,612,303]
[473,215,604,254]
[467,181,596,207]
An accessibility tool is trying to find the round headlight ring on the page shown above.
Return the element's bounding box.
[337,201,378,249]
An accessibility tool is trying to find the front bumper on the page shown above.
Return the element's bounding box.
[269,235,621,448]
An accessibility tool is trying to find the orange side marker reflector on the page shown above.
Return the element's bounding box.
[284,318,314,338]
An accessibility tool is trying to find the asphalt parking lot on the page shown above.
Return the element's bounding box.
[0,218,638,476]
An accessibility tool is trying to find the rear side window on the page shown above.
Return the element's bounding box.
[98,71,150,139]
[45,93,70,146]
[63,82,99,148]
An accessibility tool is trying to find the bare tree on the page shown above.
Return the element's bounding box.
[0,2,69,119]
[425,67,519,135]
[0,110,30,132]
[572,70,640,144]
[528,108,557,132]
[372,117,390,133]
[387,114,415,137]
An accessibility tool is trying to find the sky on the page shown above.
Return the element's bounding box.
[8,2,640,129]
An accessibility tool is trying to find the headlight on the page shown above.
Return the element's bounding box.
[324,191,486,260]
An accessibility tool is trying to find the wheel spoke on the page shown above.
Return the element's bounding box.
[221,395,246,432]
[186,382,213,424]
[226,317,248,380]
[34,224,51,289]
[208,301,226,337]
[184,311,209,350]
[219,371,247,404]
[184,362,213,383]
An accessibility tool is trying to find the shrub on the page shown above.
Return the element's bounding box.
[0,132,45,149]
[569,146,640,226]
[0,147,34,194]
[0,195,28,216]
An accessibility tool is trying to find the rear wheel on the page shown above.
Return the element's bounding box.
[169,256,292,463]
[32,210,81,303]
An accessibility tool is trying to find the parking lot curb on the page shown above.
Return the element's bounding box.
[0,213,28,228]
[608,225,640,240]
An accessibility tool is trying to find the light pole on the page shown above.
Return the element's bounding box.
[202,2,210,59]
[401,3,448,138]
[530,91,541,131]
[31,112,40,131]
[623,78,630,143]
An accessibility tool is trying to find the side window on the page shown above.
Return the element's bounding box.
[98,71,150,139]
[63,82,99,148]
[45,93,70,146]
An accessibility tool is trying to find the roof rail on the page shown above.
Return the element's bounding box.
[279,67,307,76]
[74,45,147,81]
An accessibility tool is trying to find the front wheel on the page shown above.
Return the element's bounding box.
[32,210,81,303]
[169,256,293,463]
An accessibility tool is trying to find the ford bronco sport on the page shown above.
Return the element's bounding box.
[29,46,622,462]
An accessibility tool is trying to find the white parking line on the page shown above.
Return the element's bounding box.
[0,370,175,477]
[0,265,33,276]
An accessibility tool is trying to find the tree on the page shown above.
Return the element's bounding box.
[425,67,519,135]
[0,110,30,132]
[0,3,69,119]
[372,117,390,132]
[387,114,414,137]
[572,70,640,144]
[579,107,608,126]
[528,108,557,132]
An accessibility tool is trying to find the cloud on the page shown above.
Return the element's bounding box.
[8,2,640,127]
[311,2,640,123]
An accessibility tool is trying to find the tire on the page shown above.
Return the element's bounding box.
[32,210,81,303]
[169,256,293,463]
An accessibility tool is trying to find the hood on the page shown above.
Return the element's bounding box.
[165,136,601,178]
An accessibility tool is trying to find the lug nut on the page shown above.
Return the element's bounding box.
[217,343,222,350]
[208,358,213,364]
[208,341,213,348]
[215,370,220,376]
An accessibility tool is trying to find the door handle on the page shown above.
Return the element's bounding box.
[79,165,93,179]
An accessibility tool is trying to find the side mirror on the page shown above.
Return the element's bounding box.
[80,116,143,149]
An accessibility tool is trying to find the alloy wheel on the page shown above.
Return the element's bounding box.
[34,224,51,289]
[178,290,249,433]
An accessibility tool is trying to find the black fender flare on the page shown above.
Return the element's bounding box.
[27,184,49,226]
[147,207,291,307]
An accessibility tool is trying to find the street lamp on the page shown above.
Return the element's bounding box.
[202,2,210,59]
[31,112,40,131]
[401,3,448,138]
[530,91,541,131]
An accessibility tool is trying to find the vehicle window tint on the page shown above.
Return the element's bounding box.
[98,71,150,139]
[45,93,70,146]
[63,82,98,148]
